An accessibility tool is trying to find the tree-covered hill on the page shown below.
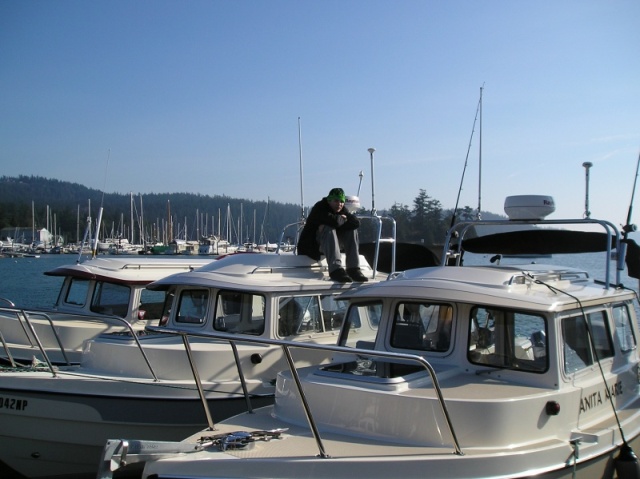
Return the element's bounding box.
[0,175,301,245]
[0,175,504,246]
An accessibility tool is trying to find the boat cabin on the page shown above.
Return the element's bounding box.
[151,252,380,343]
[0,256,212,365]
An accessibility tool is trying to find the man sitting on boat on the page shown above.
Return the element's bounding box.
[297,187,368,283]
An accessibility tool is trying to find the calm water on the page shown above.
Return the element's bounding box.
[1,251,638,310]
[0,253,94,308]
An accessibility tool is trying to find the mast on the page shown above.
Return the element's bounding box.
[298,117,305,221]
[477,85,483,220]
[167,200,172,243]
[139,194,144,247]
[46,205,50,246]
[368,148,376,215]
[31,201,34,248]
[130,192,134,244]
[92,149,109,258]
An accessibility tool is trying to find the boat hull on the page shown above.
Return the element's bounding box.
[0,385,272,478]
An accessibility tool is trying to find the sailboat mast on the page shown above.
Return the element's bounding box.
[139,194,144,247]
[298,117,305,220]
[93,149,109,258]
[130,192,134,244]
[31,201,34,248]
[477,85,483,220]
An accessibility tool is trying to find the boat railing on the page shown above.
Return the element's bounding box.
[0,297,16,307]
[98,324,462,476]
[0,330,17,367]
[249,263,327,275]
[443,217,621,288]
[0,307,159,380]
[278,214,397,279]
[0,306,69,370]
[357,213,397,277]
[276,221,305,254]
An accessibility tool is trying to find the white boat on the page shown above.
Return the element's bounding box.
[0,256,214,365]
[107,239,144,255]
[100,200,640,479]
[0,222,389,479]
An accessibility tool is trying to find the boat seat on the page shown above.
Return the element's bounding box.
[355,340,375,350]
[139,301,163,320]
[391,322,424,350]
[279,300,303,337]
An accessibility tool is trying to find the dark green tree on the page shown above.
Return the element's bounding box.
[388,202,412,242]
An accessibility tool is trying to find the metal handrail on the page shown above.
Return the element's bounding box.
[0,330,17,368]
[277,221,305,254]
[145,324,464,457]
[0,307,160,380]
[0,297,16,307]
[357,214,397,277]
[443,217,621,288]
[0,307,68,370]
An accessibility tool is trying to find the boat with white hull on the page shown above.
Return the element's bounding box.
[0,227,388,479]
[100,198,640,479]
[0,256,214,365]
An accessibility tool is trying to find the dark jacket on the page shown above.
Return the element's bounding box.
[297,198,360,260]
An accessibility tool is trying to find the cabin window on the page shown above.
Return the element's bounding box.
[278,296,317,336]
[176,289,209,325]
[214,291,265,335]
[90,282,131,318]
[63,278,90,307]
[468,307,547,373]
[139,288,167,321]
[320,294,349,332]
[562,311,614,373]
[339,301,382,348]
[159,290,175,326]
[391,302,453,352]
[613,304,637,353]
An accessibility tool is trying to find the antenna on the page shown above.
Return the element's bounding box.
[624,151,640,236]
[368,148,376,215]
[357,170,364,196]
[582,161,593,219]
[619,150,640,278]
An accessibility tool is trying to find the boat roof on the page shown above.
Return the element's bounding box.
[148,252,380,293]
[44,256,215,284]
[340,263,636,312]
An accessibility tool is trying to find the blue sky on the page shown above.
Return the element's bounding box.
[1,0,639,226]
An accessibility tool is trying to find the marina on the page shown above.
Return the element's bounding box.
[2,2,638,477]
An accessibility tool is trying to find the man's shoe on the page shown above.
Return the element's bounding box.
[347,268,369,282]
[330,268,353,283]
